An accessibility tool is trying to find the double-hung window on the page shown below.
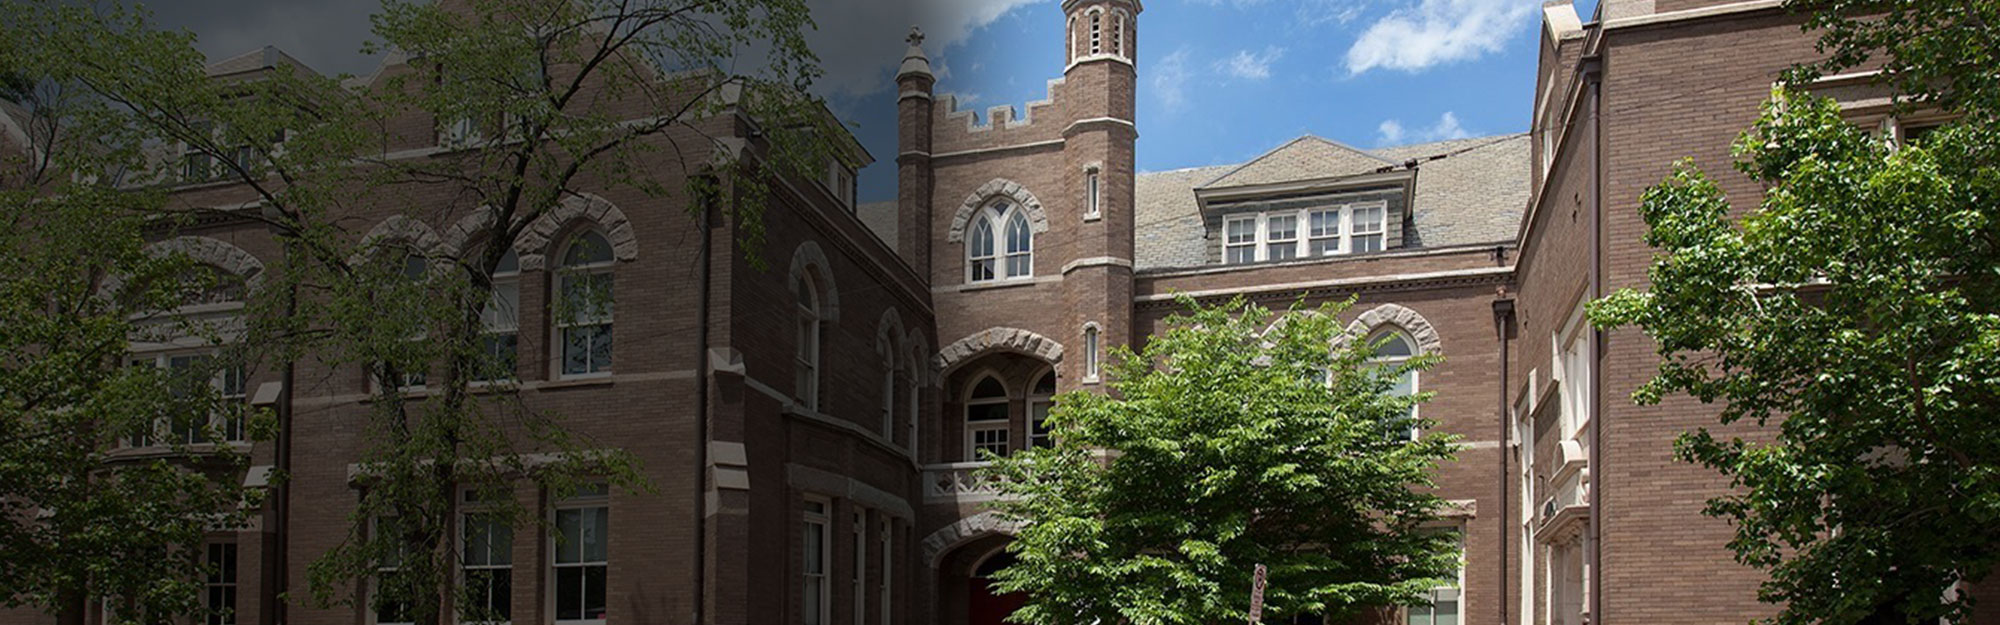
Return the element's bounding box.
[1350,204,1386,252]
[552,485,608,624]
[1308,208,1342,256]
[1367,331,1420,442]
[1265,214,1299,261]
[803,499,830,625]
[964,377,1009,460]
[373,517,414,625]
[1406,531,1463,625]
[1224,216,1258,264]
[206,543,237,625]
[476,249,521,383]
[462,494,513,624]
[129,353,245,446]
[556,232,614,377]
[852,510,867,625]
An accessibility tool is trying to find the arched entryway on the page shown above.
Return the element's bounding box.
[967,550,1028,625]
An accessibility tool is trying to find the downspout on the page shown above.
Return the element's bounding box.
[1492,295,1515,625]
[1583,56,1605,625]
[691,179,715,625]
[267,207,298,625]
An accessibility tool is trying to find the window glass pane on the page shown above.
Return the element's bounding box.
[556,566,581,619]
[563,231,613,266]
[1352,205,1385,232]
[1032,372,1056,395]
[971,219,994,257]
[971,377,1005,399]
[584,565,606,619]
[1375,333,1414,358]
[1005,211,1031,254]
[1227,245,1256,264]
[402,252,428,282]
[583,507,608,562]
[556,509,583,564]
[484,282,520,331]
[967,403,1008,422]
[494,248,519,275]
[1225,217,1257,244]
[1267,214,1297,241]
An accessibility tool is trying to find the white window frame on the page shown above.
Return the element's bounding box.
[460,490,513,625]
[852,509,867,625]
[1265,212,1300,261]
[1220,201,1392,264]
[1114,11,1127,58]
[554,232,615,379]
[964,376,1010,461]
[1554,300,1591,440]
[549,484,609,625]
[824,160,857,210]
[475,248,522,384]
[1028,370,1056,449]
[127,350,247,447]
[1084,167,1102,221]
[1367,329,1421,442]
[1405,530,1464,625]
[1088,9,1103,55]
[371,516,414,625]
[803,498,831,625]
[878,521,892,625]
[1082,324,1102,383]
[967,202,1034,283]
[795,275,822,411]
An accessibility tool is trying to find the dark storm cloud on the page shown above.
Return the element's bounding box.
[141,0,384,77]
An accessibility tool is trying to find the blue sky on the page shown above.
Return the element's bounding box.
[146,0,1581,204]
[816,0,1573,202]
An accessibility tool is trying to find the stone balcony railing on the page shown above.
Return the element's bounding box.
[922,461,1014,503]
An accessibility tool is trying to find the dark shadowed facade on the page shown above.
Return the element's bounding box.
[1,0,1978,624]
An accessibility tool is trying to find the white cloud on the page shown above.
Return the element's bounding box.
[1150,48,1193,113]
[1377,119,1406,145]
[1216,46,1285,81]
[1376,111,1472,145]
[1344,0,1536,75]
[803,0,1042,101]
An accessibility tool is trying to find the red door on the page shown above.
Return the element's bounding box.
[968,553,1028,625]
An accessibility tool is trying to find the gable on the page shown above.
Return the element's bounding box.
[1198,136,1394,190]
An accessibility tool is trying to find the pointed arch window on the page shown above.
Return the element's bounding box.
[880,339,897,437]
[1088,9,1103,55]
[1114,12,1126,58]
[556,231,614,377]
[964,376,1009,460]
[967,201,1033,283]
[795,274,822,411]
[1083,324,1102,382]
[1367,329,1419,441]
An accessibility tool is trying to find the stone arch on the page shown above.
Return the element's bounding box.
[921,510,1022,569]
[145,236,266,290]
[439,207,500,259]
[934,327,1065,375]
[945,178,1050,243]
[349,215,444,266]
[788,241,841,322]
[877,307,905,353]
[1346,303,1443,355]
[516,192,638,271]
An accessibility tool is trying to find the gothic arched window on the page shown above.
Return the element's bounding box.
[967,201,1033,283]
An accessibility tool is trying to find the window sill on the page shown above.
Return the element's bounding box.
[107,441,251,459]
[539,374,615,390]
[956,276,1044,292]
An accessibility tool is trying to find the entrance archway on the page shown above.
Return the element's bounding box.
[967,550,1027,625]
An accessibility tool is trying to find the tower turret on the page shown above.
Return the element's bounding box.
[895,27,935,279]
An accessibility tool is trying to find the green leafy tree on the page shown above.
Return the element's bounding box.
[985,297,1461,625]
[0,91,262,622]
[1,1,841,623]
[1589,0,2000,622]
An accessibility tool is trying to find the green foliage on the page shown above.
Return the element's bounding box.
[0,185,263,623]
[1786,0,2000,121]
[1591,90,2000,624]
[985,297,1461,625]
[2,0,839,623]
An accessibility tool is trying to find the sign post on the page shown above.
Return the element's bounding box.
[1247,563,1268,624]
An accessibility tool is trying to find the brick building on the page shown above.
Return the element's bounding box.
[2,0,1963,624]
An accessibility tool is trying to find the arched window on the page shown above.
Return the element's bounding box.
[1114,12,1126,58]
[795,273,822,411]
[556,230,614,377]
[967,201,1033,283]
[1088,9,1103,55]
[907,346,923,454]
[1083,324,1102,382]
[880,339,898,437]
[1368,329,1419,441]
[476,247,521,382]
[964,376,1008,460]
[1028,371,1056,449]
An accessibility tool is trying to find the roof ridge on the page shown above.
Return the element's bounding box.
[1195,134,1391,190]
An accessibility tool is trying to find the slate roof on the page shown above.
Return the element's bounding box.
[1133,133,1529,270]
[1197,135,1395,189]
[857,201,898,253]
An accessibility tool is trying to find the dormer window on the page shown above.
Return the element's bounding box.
[1219,200,1391,264]
[824,160,856,210]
